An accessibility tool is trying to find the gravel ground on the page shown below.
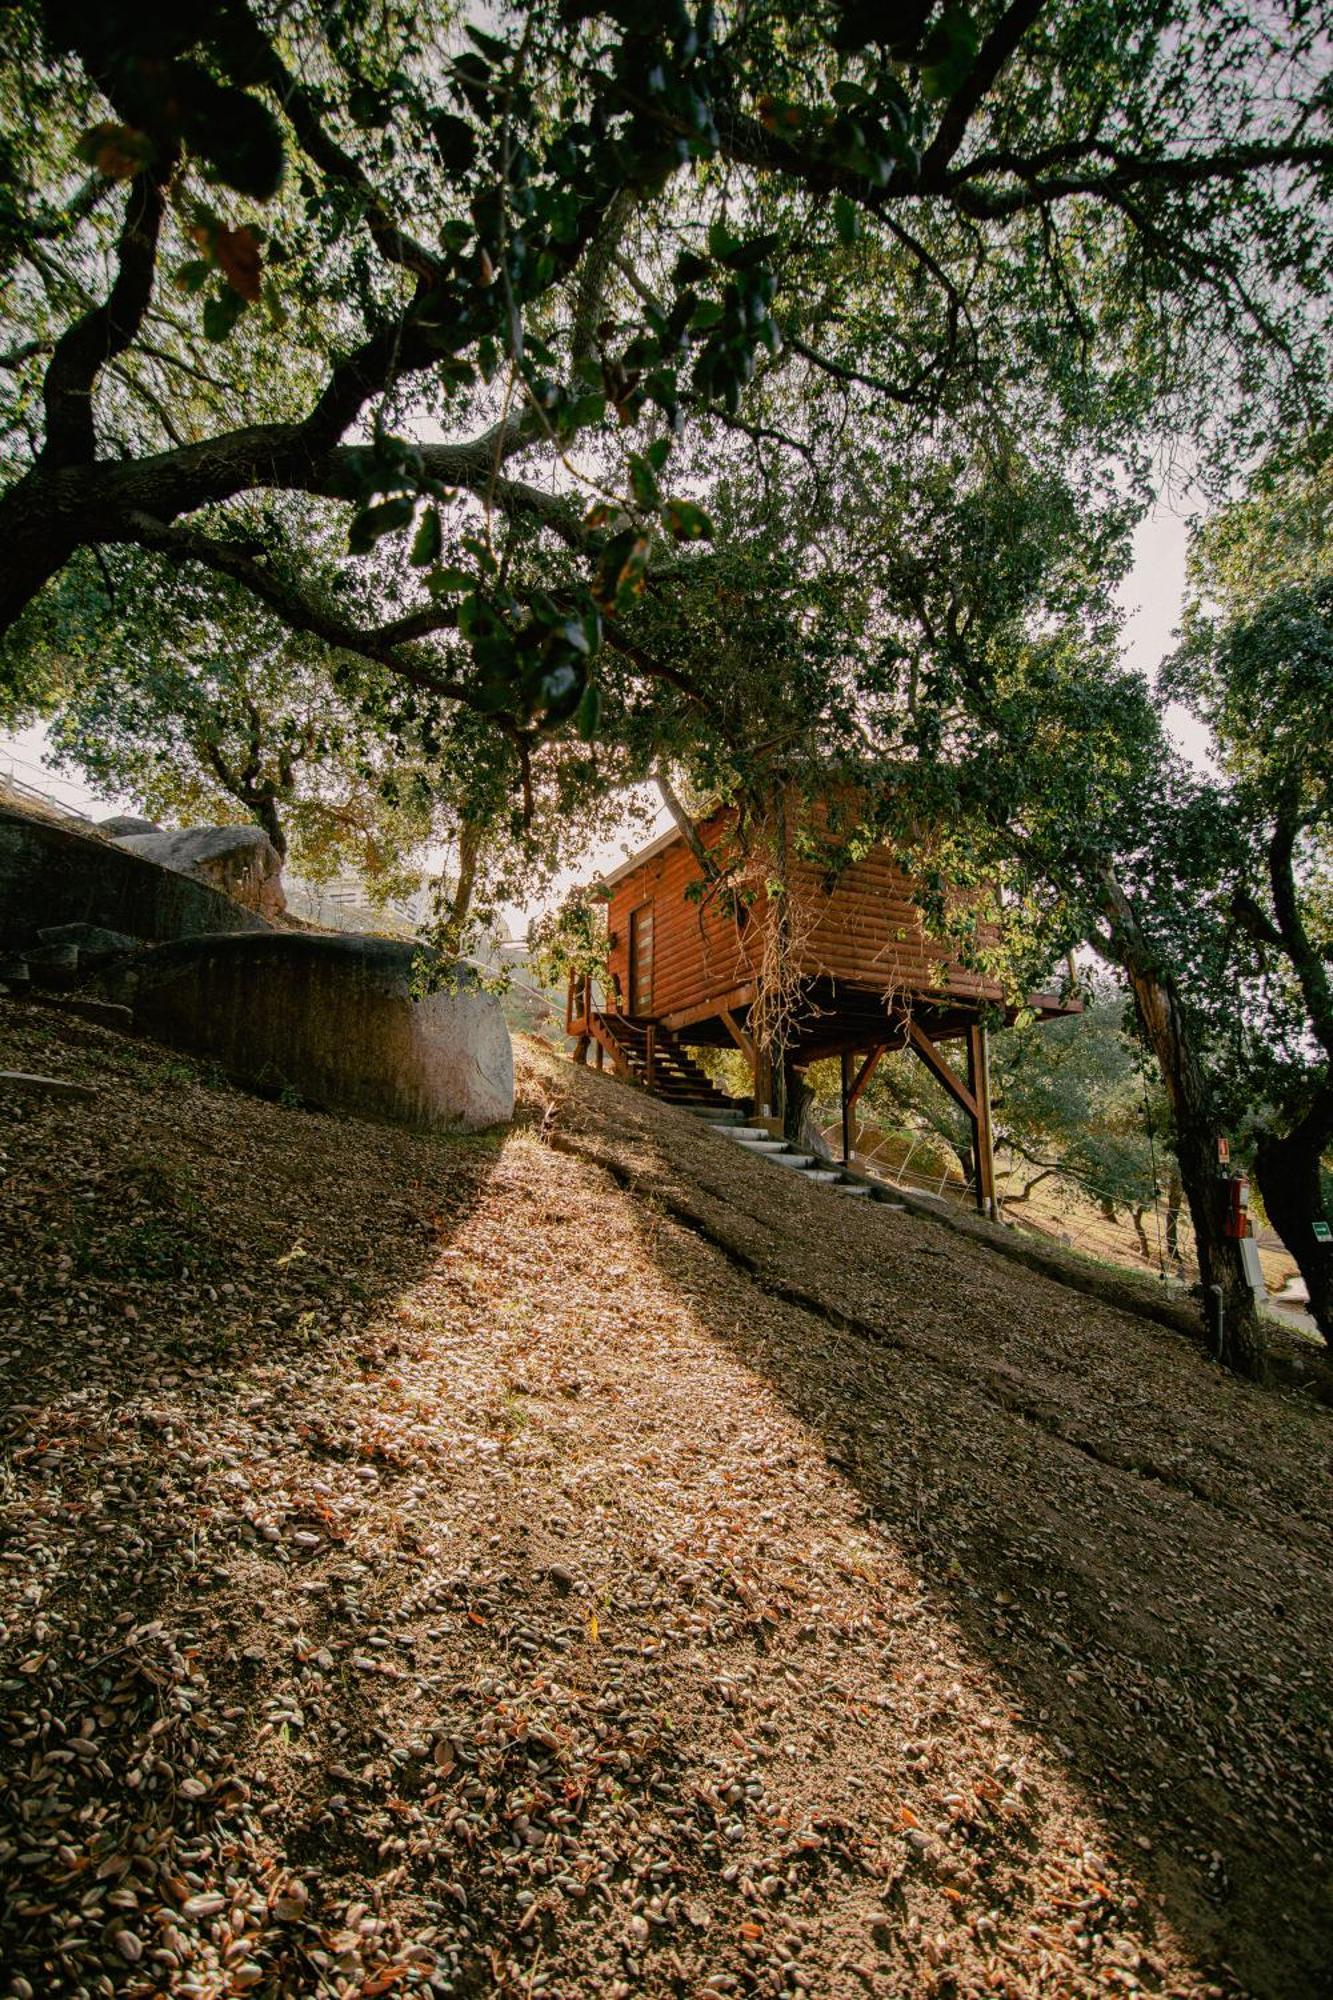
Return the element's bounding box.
[1,1004,1330,2000]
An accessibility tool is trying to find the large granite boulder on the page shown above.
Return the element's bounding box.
[106,932,513,1132]
[98,815,161,838]
[112,824,286,921]
[0,806,271,949]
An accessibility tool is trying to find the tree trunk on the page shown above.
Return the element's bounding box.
[782,1058,830,1155]
[1100,872,1265,1376]
[1253,1121,1333,1346]
[252,792,287,861]
[653,765,718,885]
[1245,805,1333,1345]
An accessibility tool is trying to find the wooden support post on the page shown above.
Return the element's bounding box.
[967,1021,998,1220]
[846,1045,886,1116]
[645,1024,656,1090]
[595,1038,604,1071]
[753,1041,774,1116]
[840,1049,852,1165]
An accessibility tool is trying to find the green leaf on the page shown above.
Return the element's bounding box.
[661,498,714,542]
[576,680,603,740]
[202,287,247,341]
[430,112,477,173]
[427,566,476,595]
[410,507,442,568]
[593,530,651,612]
[833,193,860,247]
[465,24,512,61]
[673,250,711,285]
[920,6,980,100]
[347,496,415,554]
[707,217,739,261]
[563,391,607,435]
[628,452,662,510]
[461,535,498,575]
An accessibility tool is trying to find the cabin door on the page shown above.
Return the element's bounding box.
[628,902,655,1016]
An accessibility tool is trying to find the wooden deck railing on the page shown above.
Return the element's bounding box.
[565,969,592,1036]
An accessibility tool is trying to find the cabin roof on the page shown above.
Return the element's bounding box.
[596,824,684,890]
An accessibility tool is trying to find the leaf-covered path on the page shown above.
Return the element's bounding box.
[2,1007,1330,1999]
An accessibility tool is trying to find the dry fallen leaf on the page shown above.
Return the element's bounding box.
[215,225,264,302]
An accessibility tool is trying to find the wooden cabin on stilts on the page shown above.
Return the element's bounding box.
[565,802,1074,1217]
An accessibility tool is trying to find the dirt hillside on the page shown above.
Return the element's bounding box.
[1,1004,1330,2000]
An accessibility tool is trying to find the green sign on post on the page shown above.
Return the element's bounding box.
[1314,1221,1332,1244]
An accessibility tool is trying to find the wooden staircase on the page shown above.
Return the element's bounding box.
[590,1012,749,1114]
[566,977,746,1113]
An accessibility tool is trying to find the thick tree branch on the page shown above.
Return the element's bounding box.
[947,139,1333,220]
[1230,885,1285,954]
[1268,802,1333,1063]
[571,188,638,364]
[118,510,480,708]
[225,9,450,287]
[653,763,721,883]
[40,164,174,468]
[784,333,932,407]
[917,0,1052,181]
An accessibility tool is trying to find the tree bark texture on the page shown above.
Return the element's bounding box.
[1249,807,1333,1345]
[1101,872,1265,1376]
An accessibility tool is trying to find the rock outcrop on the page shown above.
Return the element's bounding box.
[107,932,513,1132]
[0,805,271,949]
[97,815,161,839]
[111,824,286,921]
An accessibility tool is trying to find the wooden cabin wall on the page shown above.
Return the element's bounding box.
[789,847,1003,1005]
[606,822,750,1023]
[604,813,1003,1022]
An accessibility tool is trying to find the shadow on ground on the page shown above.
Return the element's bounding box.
[543,1049,1333,2000]
[4,1014,1330,2000]
[0,1002,503,1995]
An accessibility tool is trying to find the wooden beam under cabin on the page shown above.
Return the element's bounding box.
[845,1045,887,1114]
[661,982,756,1035]
[719,1007,756,1067]
[906,1019,978,1120]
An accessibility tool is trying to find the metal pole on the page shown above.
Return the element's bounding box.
[840,1049,852,1165]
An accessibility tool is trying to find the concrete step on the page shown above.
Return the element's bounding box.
[836,1183,872,1198]
[720,1126,771,1142]
[804,1169,843,1183]
[771,1152,815,1169]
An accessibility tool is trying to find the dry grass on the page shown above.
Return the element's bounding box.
[1,1003,1330,2000]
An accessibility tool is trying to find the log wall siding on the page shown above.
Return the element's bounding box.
[605,821,1003,1022]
